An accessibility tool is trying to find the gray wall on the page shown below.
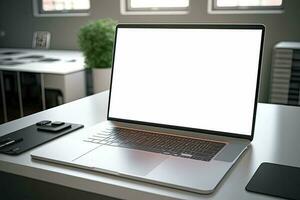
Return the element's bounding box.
[1,0,300,102]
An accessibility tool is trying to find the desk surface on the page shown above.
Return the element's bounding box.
[0,48,85,74]
[0,91,299,200]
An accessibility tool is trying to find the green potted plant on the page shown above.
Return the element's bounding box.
[78,18,117,93]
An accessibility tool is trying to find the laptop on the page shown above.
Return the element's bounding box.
[31,24,265,194]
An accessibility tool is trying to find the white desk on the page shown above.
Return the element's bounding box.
[0,48,86,123]
[0,91,299,200]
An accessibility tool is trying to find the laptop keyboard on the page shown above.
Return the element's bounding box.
[84,127,226,162]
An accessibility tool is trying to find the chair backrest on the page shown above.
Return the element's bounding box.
[32,31,51,49]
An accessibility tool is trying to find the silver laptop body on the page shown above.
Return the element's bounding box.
[32,24,265,194]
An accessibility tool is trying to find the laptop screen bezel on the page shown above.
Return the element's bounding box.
[107,24,265,141]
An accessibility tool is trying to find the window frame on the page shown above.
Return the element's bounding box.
[120,0,190,15]
[209,0,284,14]
[33,0,90,17]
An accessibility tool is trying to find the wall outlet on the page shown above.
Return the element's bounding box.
[0,30,5,37]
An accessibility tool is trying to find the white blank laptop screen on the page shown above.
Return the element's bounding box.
[109,27,263,136]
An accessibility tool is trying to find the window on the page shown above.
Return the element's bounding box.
[212,0,283,11]
[34,0,90,16]
[121,0,190,15]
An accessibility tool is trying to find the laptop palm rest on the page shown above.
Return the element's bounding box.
[74,145,169,176]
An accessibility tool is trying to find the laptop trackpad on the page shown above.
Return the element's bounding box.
[74,145,169,176]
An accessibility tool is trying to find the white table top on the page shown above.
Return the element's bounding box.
[275,41,300,49]
[0,91,299,200]
[0,48,85,74]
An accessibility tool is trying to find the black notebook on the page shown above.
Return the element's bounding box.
[246,162,300,200]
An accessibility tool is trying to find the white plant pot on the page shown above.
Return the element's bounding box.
[92,68,111,94]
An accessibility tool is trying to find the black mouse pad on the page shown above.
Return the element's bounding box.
[246,162,300,200]
[0,122,83,155]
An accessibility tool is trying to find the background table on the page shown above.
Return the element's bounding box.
[0,48,86,123]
